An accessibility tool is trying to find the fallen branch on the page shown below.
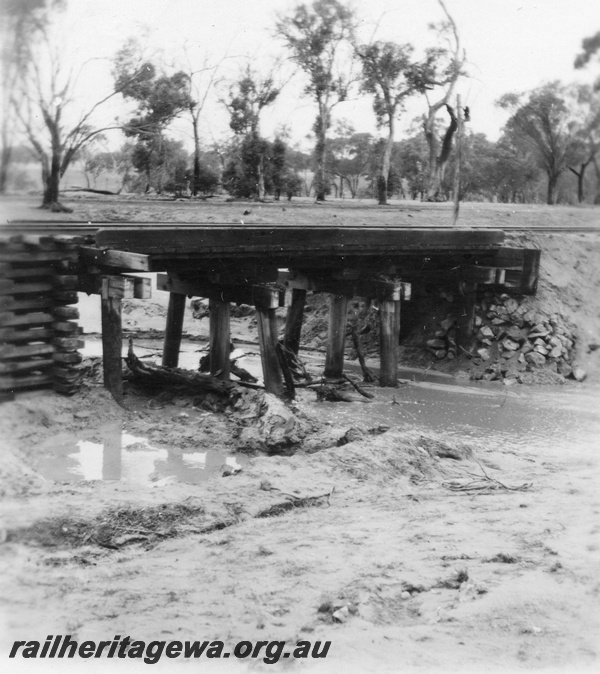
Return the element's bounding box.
[277,341,312,382]
[255,491,332,518]
[230,359,258,383]
[343,374,375,399]
[66,186,118,196]
[126,340,236,397]
[349,326,378,382]
[442,479,532,494]
[316,385,355,403]
[276,342,296,400]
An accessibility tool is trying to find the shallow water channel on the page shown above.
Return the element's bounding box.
[37,336,600,485]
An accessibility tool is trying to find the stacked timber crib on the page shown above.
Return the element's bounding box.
[0,235,85,398]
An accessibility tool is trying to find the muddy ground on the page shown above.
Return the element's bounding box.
[1,196,600,673]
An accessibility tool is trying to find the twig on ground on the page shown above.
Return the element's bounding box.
[342,374,375,399]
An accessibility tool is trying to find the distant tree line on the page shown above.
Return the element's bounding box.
[1,0,599,207]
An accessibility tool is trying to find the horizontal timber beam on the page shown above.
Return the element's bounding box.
[278,271,411,301]
[78,274,151,299]
[96,227,505,257]
[80,246,152,272]
[157,274,289,308]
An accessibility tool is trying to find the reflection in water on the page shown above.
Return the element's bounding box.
[35,425,245,485]
[317,379,600,459]
[41,333,600,483]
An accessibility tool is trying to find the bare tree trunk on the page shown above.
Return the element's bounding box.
[546,171,559,205]
[192,113,201,197]
[424,113,439,199]
[569,162,589,203]
[592,156,600,204]
[42,160,61,207]
[0,145,11,194]
[426,105,458,201]
[378,116,395,206]
[314,106,329,201]
[257,154,266,200]
[452,96,463,225]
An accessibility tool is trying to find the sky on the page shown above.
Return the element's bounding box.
[40,0,600,152]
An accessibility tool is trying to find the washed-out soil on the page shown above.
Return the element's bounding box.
[1,378,599,673]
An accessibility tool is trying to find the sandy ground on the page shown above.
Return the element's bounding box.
[1,375,599,674]
[1,196,600,673]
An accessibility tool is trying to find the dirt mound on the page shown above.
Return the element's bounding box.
[306,430,478,486]
[11,501,208,550]
[234,391,322,454]
[0,450,45,498]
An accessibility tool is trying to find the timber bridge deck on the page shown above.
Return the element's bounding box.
[0,223,540,400]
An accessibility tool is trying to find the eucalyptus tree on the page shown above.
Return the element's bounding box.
[0,0,50,193]
[356,41,427,204]
[8,4,147,210]
[113,42,194,193]
[567,84,600,202]
[223,65,281,199]
[420,0,466,200]
[497,82,575,205]
[276,0,356,201]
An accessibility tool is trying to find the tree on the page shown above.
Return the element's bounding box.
[129,137,189,195]
[286,146,313,196]
[8,2,144,210]
[222,134,272,198]
[80,143,112,190]
[0,0,49,194]
[356,41,425,204]
[179,51,231,197]
[419,0,466,200]
[223,65,280,199]
[444,132,501,201]
[498,82,575,205]
[396,133,430,200]
[490,134,541,203]
[328,128,376,198]
[567,84,600,202]
[270,136,303,200]
[276,0,355,201]
[114,43,194,194]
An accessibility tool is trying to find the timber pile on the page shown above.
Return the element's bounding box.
[0,235,84,397]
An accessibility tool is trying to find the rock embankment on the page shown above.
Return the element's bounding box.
[427,291,584,385]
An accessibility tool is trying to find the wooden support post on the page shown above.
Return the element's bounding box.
[255,305,284,396]
[209,298,231,380]
[162,293,186,368]
[379,300,401,387]
[521,249,541,295]
[100,283,123,403]
[324,294,349,379]
[283,288,306,355]
[457,281,477,353]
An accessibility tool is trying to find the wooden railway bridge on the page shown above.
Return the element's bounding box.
[0,223,540,400]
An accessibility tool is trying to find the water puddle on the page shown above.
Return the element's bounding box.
[316,379,600,458]
[76,336,600,472]
[34,425,245,484]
